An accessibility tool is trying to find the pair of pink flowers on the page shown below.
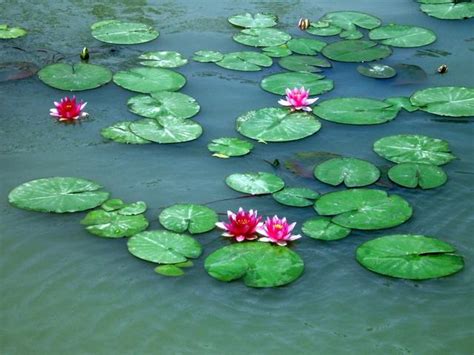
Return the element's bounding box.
[278,87,318,112]
[50,96,88,122]
[216,208,301,247]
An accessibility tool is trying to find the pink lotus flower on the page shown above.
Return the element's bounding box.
[278,87,318,112]
[216,208,262,242]
[50,96,88,122]
[257,215,301,246]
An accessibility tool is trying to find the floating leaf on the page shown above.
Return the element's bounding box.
[119,201,147,215]
[155,265,185,277]
[128,230,202,264]
[91,20,159,44]
[225,172,285,195]
[192,50,224,63]
[8,177,109,213]
[340,29,363,39]
[314,157,380,187]
[286,38,327,55]
[208,137,254,157]
[236,107,322,142]
[356,234,464,280]
[357,64,397,79]
[302,217,351,241]
[319,11,382,31]
[384,97,419,112]
[127,92,200,119]
[233,28,291,47]
[38,63,112,91]
[369,24,436,48]
[388,163,447,189]
[216,52,272,71]
[410,86,474,117]
[129,117,202,144]
[261,72,333,95]
[373,134,456,166]
[279,55,331,73]
[228,13,278,28]
[175,260,194,268]
[272,187,319,207]
[306,23,342,36]
[262,45,292,57]
[159,204,218,234]
[102,198,125,211]
[322,40,392,62]
[419,2,474,20]
[113,67,186,94]
[81,209,149,238]
[205,242,304,288]
[139,51,187,68]
[101,121,151,144]
[0,24,27,39]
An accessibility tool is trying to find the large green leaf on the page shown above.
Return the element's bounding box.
[159,204,218,234]
[322,40,392,62]
[262,45,292,58]
[8,177,109,213]
[319,11,382,31]
[233,28,291,47]
[410,87,474,117]
[313,98,400,125]
[216,52,272,71]
[272,187,319,207]
[388,163,447,189]
[101,121,151,144]
[127,92,200,119]
[207,137,254,158]
[128,230,202,264]
[0,24,27,39]
[192,50,224,63]
[228,13,278,28]
[420,2,474,20]
[236,107,321,142]
[279,55,331,73]
[369,24,436,48]
[113,67,186,94]
[138,51,187,68]
[302,217,351,241]
[91,20,159,44]
[129,117,202,144]
[286,38,327,55]
[356,234,464,280]
[38,63,112,91]
[315,189,412,230]
[373,134,456,165]
[205,242,304,288]
[81,209,149,238]
[261,72,334,95]
[225,172,285,195]
[357,64,397,79]
[314,157,380,187]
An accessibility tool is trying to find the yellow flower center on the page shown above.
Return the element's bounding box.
[274,224,283,230]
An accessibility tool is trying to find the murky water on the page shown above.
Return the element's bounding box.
[1,0,473,354]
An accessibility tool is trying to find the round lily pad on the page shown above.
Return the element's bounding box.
[279,55,331,73]
[119,201,147,215]
[262,45,292,58]
[320,11,382,31]
[272,187,319,207]
[101,121,151,144]
[0,24,27,39]
[208,137,254,158]
[159,204,218,234]
[155,265,185,277]
[286,38,327,55]
[139,51,187,68]
[225,172,285,195]
[38,63,112,91]
[228,13,278,28]
[127,92,200,119]
[216,52,272,71]
[373,134,456,166]
[236,107,322,143]
[315,189,413,230]
[322,40,392,62]
[356,234,464,280]
[388,163,447,189]
[314,157,380,187]
[419,2,474,20]
[128,230,202,264]
[81,209,149,238]
[369,24,436,48]
[129,117,202,144]
[261,72,334,95]
[113,67,186,94]
[205,242,304,288]
[91,20,159,44]
[410,87,474,117]
[302,217,351,241]
[357,64,397,79]
[192,50,224,63]
[8,177,109,213]
[307,23,342,37]
[313,98,400,125]
[233,28,291,47]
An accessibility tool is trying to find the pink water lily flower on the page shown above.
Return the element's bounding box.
[216,208,262,242]
[278,87,319,112]
[50,96,88,122]
[257,215,301,246]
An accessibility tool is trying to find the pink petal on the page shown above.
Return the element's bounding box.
[302,107,312,112]
[236,235,245,242]
[289,234,302,241]
[278,99,292,106]
[277,241,288,246]
[258,237,271,243]
[287,222,296,232]
[305,97,319,105]
[215,222,227,230]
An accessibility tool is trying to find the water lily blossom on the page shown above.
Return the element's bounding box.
[50,96,88,122]
[216,208,262,242]
[257,215,301,246]
[278,87,318,112]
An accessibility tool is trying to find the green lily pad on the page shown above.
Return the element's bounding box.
[410,86,474,117]
[322,40,392,62]
[356,234,464,280]
[205,242,304,288]
[315,189,413,230]
[388,163,448,189]
[192,50,224,63]
[340,29,364,39]
[302,217,351,241]
[38,63,112,91]
[272,187,319,207]
[262,45,292,57]
[129,117,202,144]
[236,107,322,142]
[127,230,202,264]
[113,67,186,94]
[0,24,27,39]
[81,209,149,238]
[101,121,151,144]
[369,24,436,48]
[91,20,159,44]
[102,199,125,211]
[320,11,382,31]
[384,97,419,112]
[127,92,200,119]
[357,64,397,79]
[8,177,109,213]
[155,265,185,277]
[208,137,254,158]
[216,52,272,71]
[119,201,147,215]
[158,204,218,234]
[314,157,380,187]
[228,13,278,28]
[225,172,285,195]
[313,98,400,125]
[420,2,474,20]
[139,51,188,68]
[233,28,291,47]
[306,23,342,37]
[279,55,331,73]
[286,38,327,55]
[261,72,334,95]
[175,260,194,268]
[373,134,456,166]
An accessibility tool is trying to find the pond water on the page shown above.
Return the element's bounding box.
[1,0,473,354]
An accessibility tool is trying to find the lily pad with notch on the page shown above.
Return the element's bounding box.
[216,51,272,71]
[81,208,149,238]
[384,97,419,112]
[158,204,218,234]
[128,92,200,119]
[138,51,188,68]
[314,157,380,187]
[410,86,474,117]
[225,172,285,195]
[388,163,447,189]
[233,28,291,47]
[302,217,351,241]
[101,121,151,144]
[228,13,278,28]
[129,117,202,144]
[272,187,320,207]
[208,137,254,158]
[322,40,392,63]
[113,67,186,94]
[357,64,397,79]
[369,24,436,48]
[286,38,327,55]
[261,72,333,95]
[419,2,474,20]
[91,20,159,45]
[192,50,224,63]
[279,55,331,73]
[262,45,292,58]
